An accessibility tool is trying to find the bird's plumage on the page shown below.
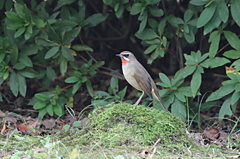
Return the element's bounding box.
[116,51,165,109]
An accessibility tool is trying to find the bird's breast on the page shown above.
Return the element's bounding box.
[122,64,142,91]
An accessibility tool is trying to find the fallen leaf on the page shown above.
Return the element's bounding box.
[1,124,9,134]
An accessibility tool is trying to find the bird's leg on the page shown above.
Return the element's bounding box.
[134,91,144,105]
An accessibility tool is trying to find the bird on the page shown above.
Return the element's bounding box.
[116,51,165,109]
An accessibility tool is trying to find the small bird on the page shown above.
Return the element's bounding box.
[116,51,165,109]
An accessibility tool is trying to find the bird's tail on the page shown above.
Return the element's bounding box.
[152,88,166,110]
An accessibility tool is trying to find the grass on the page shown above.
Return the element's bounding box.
[0,103,238,158]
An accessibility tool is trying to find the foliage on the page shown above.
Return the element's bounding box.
[1,0,240,124]
[102,0,240,123]
[28,86,69,119]
[0,1,105,118]
[90,77,128,107]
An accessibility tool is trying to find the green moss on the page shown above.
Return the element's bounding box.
[64,103,190,148]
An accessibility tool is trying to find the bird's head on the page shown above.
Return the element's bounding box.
[116,51,136,65]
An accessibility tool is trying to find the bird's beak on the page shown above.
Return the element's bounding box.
[116,54,121,57]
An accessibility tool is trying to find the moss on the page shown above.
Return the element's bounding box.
[64,103,190,149]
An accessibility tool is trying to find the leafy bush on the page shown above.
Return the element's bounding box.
[0,1,105,119]
[101,0,240,124]
[1,0,240,125]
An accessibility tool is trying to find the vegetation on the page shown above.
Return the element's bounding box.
[0,0,239,122]
[0,0,240,157]
[1,103,236,158]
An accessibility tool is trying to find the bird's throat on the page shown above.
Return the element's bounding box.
[121,58,128,65]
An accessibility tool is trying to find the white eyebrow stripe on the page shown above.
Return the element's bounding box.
[122,56,129,61]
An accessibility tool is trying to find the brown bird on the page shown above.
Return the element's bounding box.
[116,51,165,109]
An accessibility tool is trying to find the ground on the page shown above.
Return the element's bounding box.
[0,103,239,158]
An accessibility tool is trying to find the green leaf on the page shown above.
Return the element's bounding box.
[86,80,94,97]
[158,18,167,35]
[159,73,171,86]
[72,44,93,52]
[183,24,189,33]
[231,91,240,105]
[184,9,193,22]
[19,55,32,67]
[144,45,158,54]
[148,18,158,31]
[61,46,74,61]
[14,27,26,38]
[209,31,220,58]
[197,2,217,28]
[119,86,127,100]
[35,93,51,101]
[115,3,124,18]
[208,57,230,68]
[231,59,240,72]
[130,3,142,15]
[138,12,148,33]
[33,101,47,109]
[54,0,75,10]
[224,31,240,50]
[190,0,208,6]
[92,61,105,70]
[199,53,209,63]
[83,13,108,27]
[46,104,53,116]
[60,57,68,76]
[10,46,18,65]
[231,0,240,27]
[65,76,79,83]
[149,7,163,17]
[174,91,186,102]
[24,25,32,40]
[135,28,157,40]
[218,1,229,23]
[168,17,184,27]
[38,108,47,120]
[18,68,38,78]
[17,74,26,97]
[110,77,119,94]
[46,67,56,80]
[203,11,221,35]
[190,70,201,97]
[73,121,81,127]
[35,37,57,47]
[23,44,43,55]
[171,98,186,121]
[178,87,192,97]
[156,82,171,88]
[223,50,240,59]
[218,97,232,119]
[206,85,235,102]
[63,27,81,44]
[0,54,5,63]
[184,29,194,43]
[182,65,196,77]
[72,81,82,94]
[7,23,23,30]
[235,83,240,92]
[5,11,23,22]
[53,104,63,116]
[45,46,60,59]
[10,72,19,96]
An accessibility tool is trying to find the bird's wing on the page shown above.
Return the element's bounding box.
[133,66,153,98]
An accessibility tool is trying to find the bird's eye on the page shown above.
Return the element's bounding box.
[123,54,129,58]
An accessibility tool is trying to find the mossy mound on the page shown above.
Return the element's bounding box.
[66,103,190,148]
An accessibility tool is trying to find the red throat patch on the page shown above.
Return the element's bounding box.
[121,58,128,65]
